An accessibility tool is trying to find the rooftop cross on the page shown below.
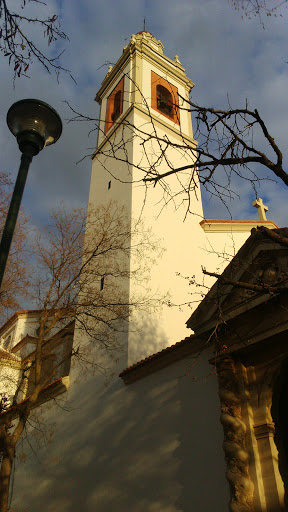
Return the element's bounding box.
[252,197,268,221]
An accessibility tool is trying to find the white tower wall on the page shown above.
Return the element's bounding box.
[90,33,212,366]
[88,32,274,367]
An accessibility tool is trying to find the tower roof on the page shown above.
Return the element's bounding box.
[136,30,154,37]
[95,32,194,104]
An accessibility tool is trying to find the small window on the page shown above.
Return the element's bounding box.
[4,335,11,350]
[100,277,104,291]
[36,325,48,337]
[108,180,111,190]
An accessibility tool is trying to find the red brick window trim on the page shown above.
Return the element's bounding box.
[105,77,124,134]
[151,71,179,125]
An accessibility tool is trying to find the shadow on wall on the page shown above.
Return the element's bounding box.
[11,349,229,512]
[128,310,171,366]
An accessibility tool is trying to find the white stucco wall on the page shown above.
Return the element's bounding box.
[0,313,69,355]
[0,313,73,404]
[0,314,41,355]
[0,361,21,401]
[11,347,230,512]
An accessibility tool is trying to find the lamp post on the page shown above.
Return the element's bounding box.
[0,99,62,289]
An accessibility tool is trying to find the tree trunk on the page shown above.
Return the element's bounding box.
[0,442,15,512]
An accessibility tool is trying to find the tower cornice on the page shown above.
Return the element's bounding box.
[95,33,194,104]
[91,103,198,160]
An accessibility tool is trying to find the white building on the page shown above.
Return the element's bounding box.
[1,32,284,512]
[0,310,73,406]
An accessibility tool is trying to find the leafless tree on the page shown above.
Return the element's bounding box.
[229,0,287,23]
[0,172,29,324]
[0,200,162,512]
[142,99,286,205]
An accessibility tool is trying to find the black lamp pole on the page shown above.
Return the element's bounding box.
[0,146,36,288]
[0,99,62,290]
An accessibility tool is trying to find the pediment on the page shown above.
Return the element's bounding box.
[187,228,288,335]
[221,248,288,309]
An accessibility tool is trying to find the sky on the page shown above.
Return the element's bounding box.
[0,0,288,228]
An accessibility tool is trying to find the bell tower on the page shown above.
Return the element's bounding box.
[89,32,210,365]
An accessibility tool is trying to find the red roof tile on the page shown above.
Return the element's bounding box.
[119,334,195,378]
[136,31,154,36]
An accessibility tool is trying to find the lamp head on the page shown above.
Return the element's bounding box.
[7,99,62,155]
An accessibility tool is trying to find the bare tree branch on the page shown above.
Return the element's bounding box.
[0,0,74,81]
[67,85,287,216]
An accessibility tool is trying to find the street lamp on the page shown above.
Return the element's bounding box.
[0,99,62,289]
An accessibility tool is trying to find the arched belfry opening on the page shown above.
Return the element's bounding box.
[104,77,124,134]
[156,84,173,117]
[151,71,180,125]
[111,90,122,122]
[271,359,288,507]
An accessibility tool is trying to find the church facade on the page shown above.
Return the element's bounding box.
[0,32,286,512]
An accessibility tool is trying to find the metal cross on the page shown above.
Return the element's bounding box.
[252,197,268,221]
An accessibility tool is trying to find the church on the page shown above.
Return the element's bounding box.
[1,31,287,512]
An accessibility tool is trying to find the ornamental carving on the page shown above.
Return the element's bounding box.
[217,356,254,512]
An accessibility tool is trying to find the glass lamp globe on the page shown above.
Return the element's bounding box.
[7,99,62,152]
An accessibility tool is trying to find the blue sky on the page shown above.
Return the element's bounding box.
[0,0,288,227]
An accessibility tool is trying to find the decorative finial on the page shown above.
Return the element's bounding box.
[174,55,182,65]
[143,17,146,31]
[252,197,268,221]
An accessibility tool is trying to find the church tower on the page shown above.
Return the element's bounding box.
[88,32,276,366]
[89,32,208,366]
